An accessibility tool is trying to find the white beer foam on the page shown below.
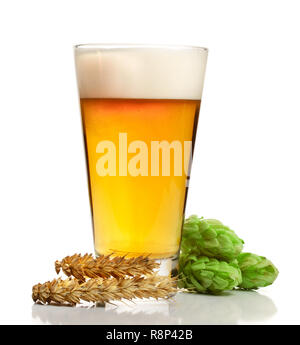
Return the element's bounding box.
[74,45,208,100]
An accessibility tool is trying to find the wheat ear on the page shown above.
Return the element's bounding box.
[32,275,177,306]
[55,253,159,282]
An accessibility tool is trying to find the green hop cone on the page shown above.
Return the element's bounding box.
[179,253,242,294]
[237,253,279,290]
[181,215,244,261]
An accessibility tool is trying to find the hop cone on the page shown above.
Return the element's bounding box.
[179,254,242,294]
[181,215,244,261]
[237,253,279,290]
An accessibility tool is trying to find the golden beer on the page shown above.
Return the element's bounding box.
[75,45,207,271]
[80,98,200,258]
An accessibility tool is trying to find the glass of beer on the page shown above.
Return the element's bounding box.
[74,44,208,275]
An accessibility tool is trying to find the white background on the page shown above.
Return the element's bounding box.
[0,0,299,325]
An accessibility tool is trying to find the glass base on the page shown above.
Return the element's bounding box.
[153,256,179,277]
[94,253,179,306]
[95,250,179,277]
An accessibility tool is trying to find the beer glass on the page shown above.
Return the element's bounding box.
[74,44,208,275]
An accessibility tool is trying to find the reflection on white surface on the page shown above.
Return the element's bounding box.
[32,299,177,325]
[32,290,277,325]
[172,290,277,324]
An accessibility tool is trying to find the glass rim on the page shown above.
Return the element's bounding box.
[74,43,208,52]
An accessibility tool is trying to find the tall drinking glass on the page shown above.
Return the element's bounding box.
[74,44,208,275]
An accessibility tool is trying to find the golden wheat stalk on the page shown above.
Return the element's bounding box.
[32,275,177,305]
[55,253,159,282]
